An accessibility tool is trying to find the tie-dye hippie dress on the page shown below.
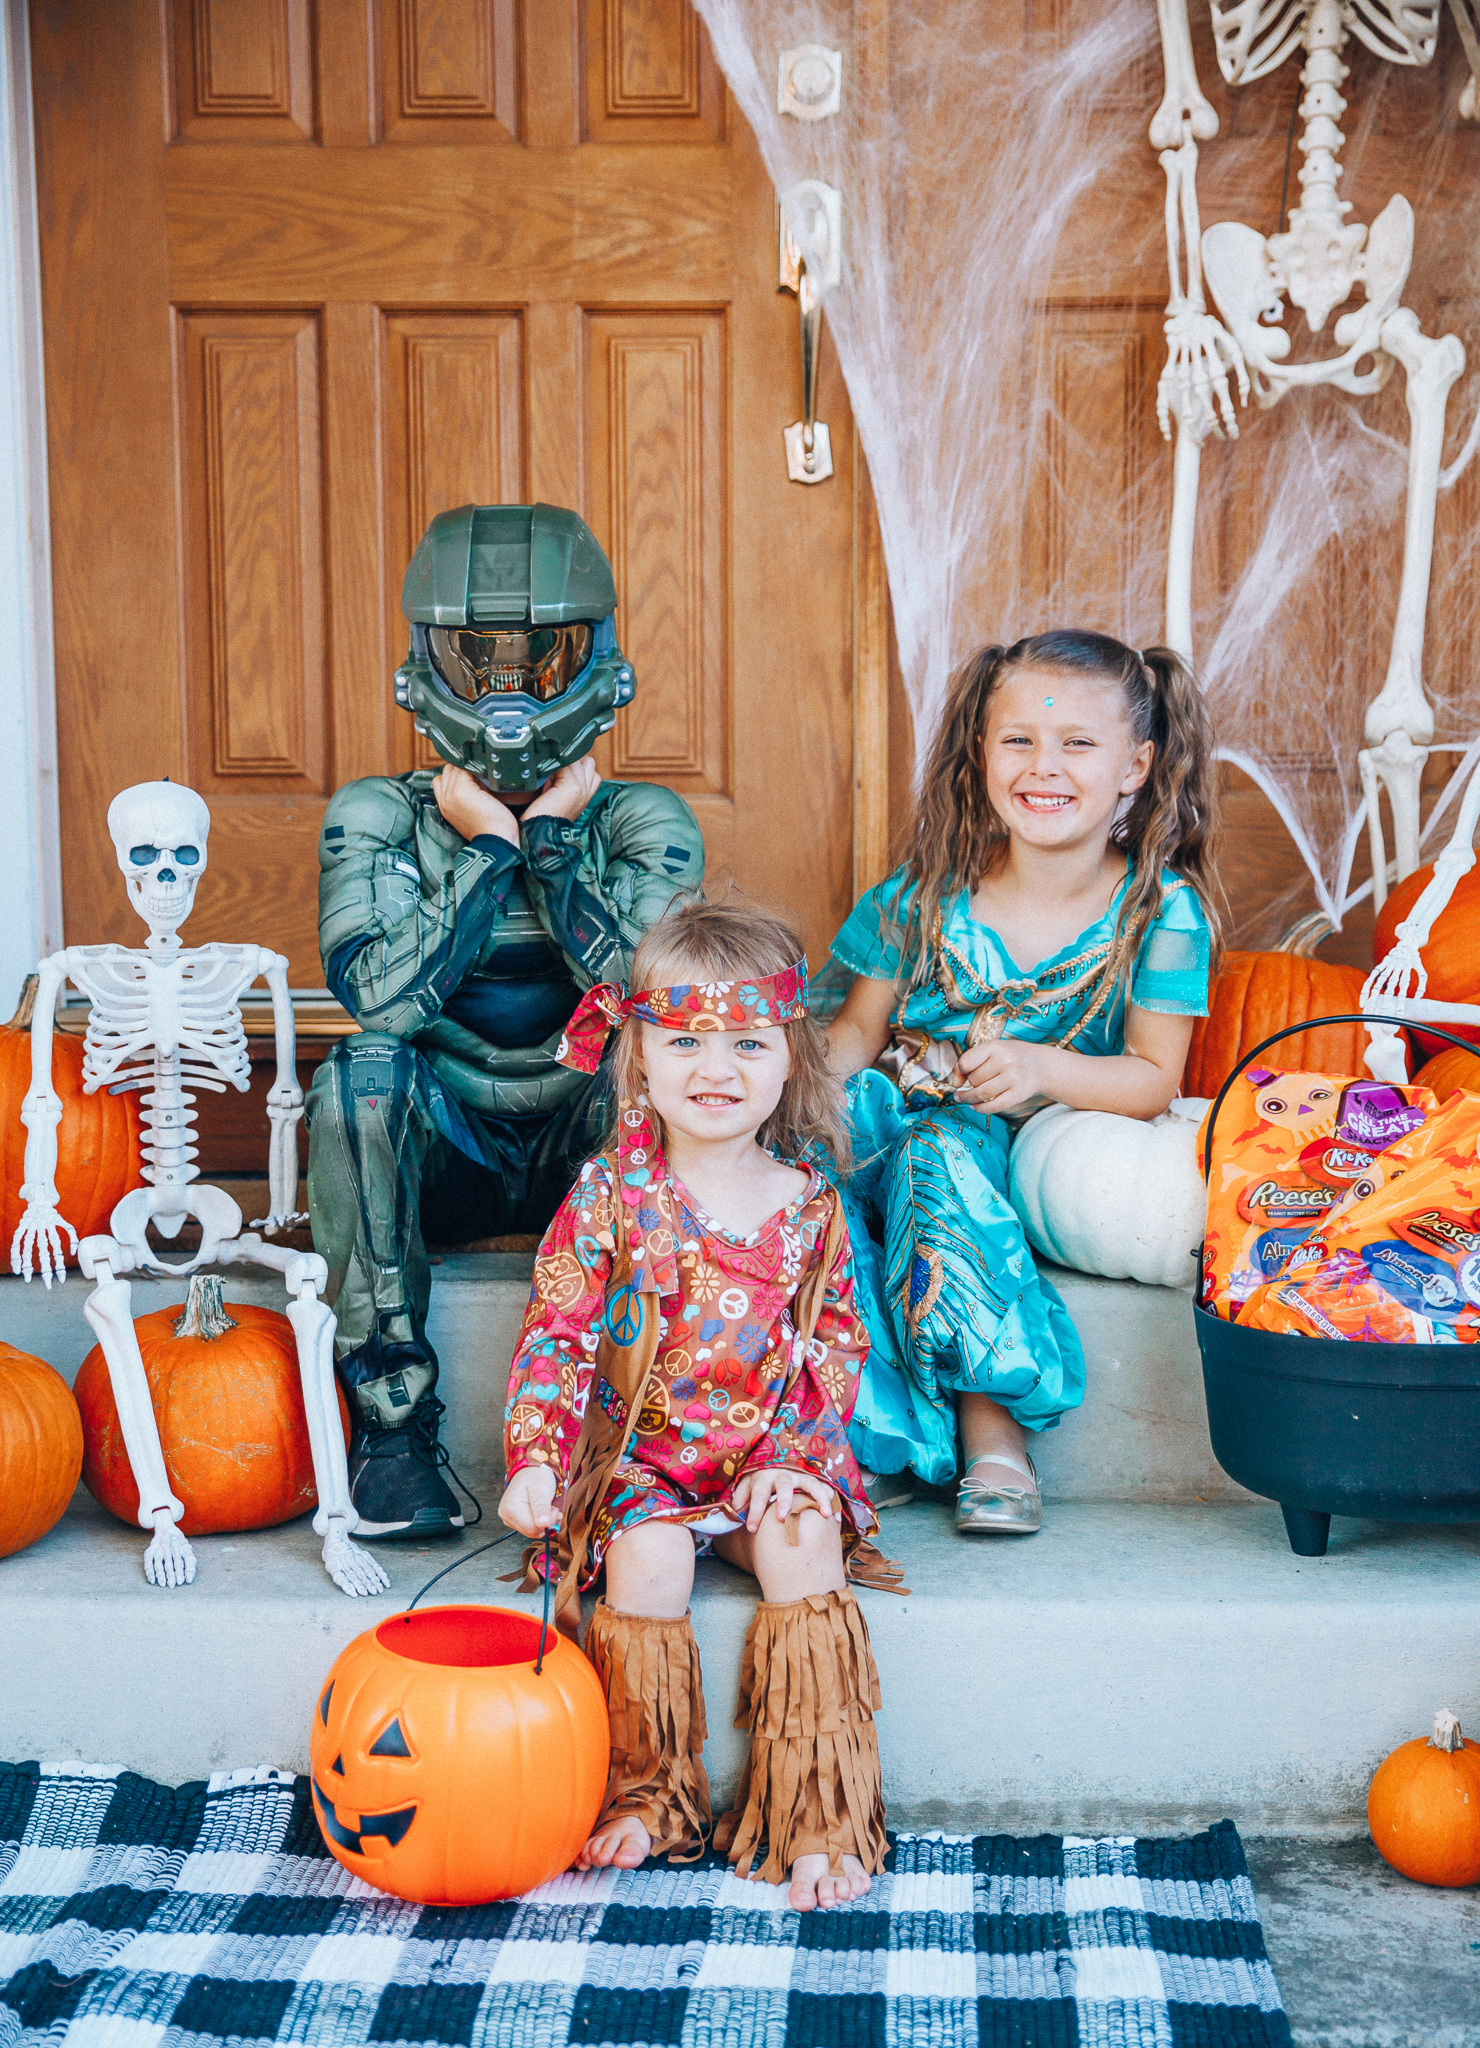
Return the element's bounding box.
[831,859,1212,1485]
[503,1101,879,1581]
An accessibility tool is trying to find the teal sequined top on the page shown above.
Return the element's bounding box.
[830,860,1211,1055]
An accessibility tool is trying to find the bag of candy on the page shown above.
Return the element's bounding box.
[1200,1069,1437,1319]
[1238,1086,1480,1344]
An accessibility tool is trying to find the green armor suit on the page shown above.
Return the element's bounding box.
[306,503,703,1540]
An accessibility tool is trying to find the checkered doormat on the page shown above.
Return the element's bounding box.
[0,1763,1290,2046]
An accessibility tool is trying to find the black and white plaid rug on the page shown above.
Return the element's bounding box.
[0,1762,1289,2046]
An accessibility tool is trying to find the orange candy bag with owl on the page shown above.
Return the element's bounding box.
[1199,1068,1440,1320]
[1239,1085,1480,1343]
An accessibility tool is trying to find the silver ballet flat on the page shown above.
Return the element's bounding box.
[955,1453,1041,1535]
[860,1466,914,1511]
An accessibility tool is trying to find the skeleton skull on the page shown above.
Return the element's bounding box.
[106,781,211,937]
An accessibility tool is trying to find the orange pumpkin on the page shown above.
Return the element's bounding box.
[75,1275,348,1535]
[1411,1045,1480,1103]
[0,1342,84,1557]
[1,976,144,1268]
[310,1604,610,1904]
[1373,864,1480,1056]
[1181,951,1374,1099]
[1368,1708,1480,1888]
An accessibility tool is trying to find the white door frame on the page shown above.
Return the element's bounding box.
[0,0,58,1016]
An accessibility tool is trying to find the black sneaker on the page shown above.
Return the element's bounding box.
[348,1397,481,1541]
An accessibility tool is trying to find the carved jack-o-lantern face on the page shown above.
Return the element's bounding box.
[309,1604,610,1905]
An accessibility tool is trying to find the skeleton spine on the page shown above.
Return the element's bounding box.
[138,1049,200,1192]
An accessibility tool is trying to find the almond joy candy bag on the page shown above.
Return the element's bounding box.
[1240,1084,1480,1344]
[1199,1070,1435,1320]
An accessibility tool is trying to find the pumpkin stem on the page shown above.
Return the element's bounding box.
[1429,1708,1465,1752]
[7,974,38,1033]
[173,1275,237,1341]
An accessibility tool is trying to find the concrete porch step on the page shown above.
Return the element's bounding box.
[0,1254,1256,1504]
[2,1492,1476,1834]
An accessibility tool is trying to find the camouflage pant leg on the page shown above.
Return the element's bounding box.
[306,1033,607,1427]
[306,1035,446,1387]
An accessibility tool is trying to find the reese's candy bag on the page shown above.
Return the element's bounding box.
[1238,1086,1480,1344]
[1200,1070,1436,1320]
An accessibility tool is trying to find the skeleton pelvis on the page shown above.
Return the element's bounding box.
[109,1183,244,1271]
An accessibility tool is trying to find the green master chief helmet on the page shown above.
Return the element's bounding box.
[393,503,634,793]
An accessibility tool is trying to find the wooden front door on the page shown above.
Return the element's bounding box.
[31,0,879,987]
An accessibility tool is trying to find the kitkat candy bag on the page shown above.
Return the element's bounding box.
[1200,1070,1437,1319]
[1239,1085,1480,1344]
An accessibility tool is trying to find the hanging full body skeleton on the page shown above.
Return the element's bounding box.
[9,781,388,1599]
[1151,0,1480,910]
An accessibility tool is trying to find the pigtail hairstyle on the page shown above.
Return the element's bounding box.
[888,643,1013,991]
[888,627,1221,1001]
[604,894,852,1172]
[1111,643,1222,977]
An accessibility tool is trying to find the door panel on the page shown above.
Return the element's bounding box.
[32,0,867,985]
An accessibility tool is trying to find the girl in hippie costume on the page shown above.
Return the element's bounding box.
[498,900,903,1912]
[828,629,1219,1535]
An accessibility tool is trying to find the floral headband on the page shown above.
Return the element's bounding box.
[556,960,809,1075]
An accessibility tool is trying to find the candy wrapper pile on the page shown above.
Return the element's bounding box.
[1201,1071,1480,1343]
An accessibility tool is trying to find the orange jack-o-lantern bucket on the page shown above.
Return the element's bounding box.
[309,1604,610,1905]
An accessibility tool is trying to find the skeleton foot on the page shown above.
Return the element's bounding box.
[322,1517,390,1598]
[144,1509,197,1588]
[250,1211,310,1234]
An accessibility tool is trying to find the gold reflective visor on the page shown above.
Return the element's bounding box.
[427,623,594,704]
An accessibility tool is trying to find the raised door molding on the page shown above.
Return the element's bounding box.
[583,0,723,142]
[379,0,520,141]
[382,311,527,770]
[169,0,316,142]
[584,309,727,797]
[176,310,326,792]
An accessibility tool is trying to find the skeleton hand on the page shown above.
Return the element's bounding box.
[1157,308,1249,444]
[322,1515,390,1598]
[144,1508,197,1589]
[11,1203,79,1288]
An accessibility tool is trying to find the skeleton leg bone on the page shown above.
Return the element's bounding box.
[1361,309,1465,904]
[221,1235,389,1597]
[79,1243,196,1588]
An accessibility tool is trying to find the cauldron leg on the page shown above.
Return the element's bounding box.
[1280,1506,1331,1557]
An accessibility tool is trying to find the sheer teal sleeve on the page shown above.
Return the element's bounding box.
[829,865,916,984]
[1129,878,1211,1016]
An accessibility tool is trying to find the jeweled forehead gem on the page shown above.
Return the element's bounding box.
[1044,696,1054,706]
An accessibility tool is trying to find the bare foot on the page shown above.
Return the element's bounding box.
[787,1853,872,1911]
[576,1814,652,1871]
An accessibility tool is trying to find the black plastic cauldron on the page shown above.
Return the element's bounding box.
[1194,1014,1480,1556]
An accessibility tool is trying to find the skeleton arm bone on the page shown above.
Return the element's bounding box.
[10,956,79,1286]
[251,952,306,1232]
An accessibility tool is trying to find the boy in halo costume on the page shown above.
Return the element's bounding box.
[307,504,704,1542]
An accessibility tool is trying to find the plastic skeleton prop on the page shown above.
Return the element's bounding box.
[1151,0,1480,910]
[9,782,389,1599]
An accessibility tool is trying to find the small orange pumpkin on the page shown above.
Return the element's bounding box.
[310,1604,611,1904]
[1182,951,1373,1099]
[1373,864,1480,1056]
[1,976,145,1268]
[0,1342,84,1557]
[1368,1708,1480,1887]
[1411,1045,1480,1103]
[75,1275,348,1536]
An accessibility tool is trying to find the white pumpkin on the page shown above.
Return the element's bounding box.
[1007,1099,1210,1289]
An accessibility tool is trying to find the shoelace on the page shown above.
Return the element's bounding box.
[359,1396,484,1526]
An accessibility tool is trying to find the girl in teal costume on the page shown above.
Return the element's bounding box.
[827,630,1219,1533]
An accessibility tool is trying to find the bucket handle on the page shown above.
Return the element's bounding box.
[1200,1014,1480,1186]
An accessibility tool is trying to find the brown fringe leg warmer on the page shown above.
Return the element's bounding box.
[584,1600,712,1861]
[712,1588,888,1884]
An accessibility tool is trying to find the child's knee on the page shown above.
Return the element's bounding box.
[603,1518,695,1617]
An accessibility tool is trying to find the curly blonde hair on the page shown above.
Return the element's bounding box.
[604,896,851,1172]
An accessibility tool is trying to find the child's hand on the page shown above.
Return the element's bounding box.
[498,1463,560,1537]
[733,1467,840,1534]
[955,1038,1056,1115]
